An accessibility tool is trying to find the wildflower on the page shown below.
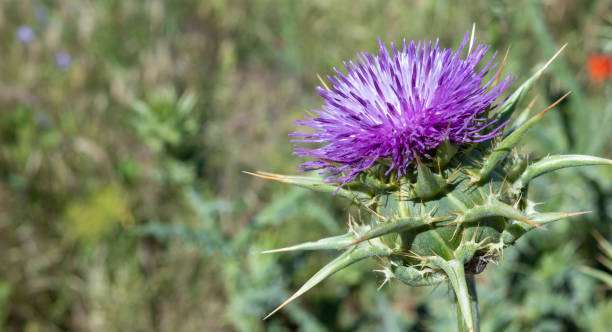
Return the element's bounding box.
[587,54,612,83]
[292,33,513,187]
[34,5,50,24]
[16,25,35,44]
[55,52,72,70]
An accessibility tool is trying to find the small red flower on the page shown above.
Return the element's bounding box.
[587,54,612,83]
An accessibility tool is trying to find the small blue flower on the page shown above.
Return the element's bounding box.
[16,25,35,44]
[34,5,50,24]
[55,52,72,70]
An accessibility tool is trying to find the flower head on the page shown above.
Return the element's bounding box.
[292,33,513,186]
[587,54,612,84]
[55,52,72,70]
[16,25,35,44]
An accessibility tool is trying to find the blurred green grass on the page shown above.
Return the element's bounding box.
[0,0,611,331]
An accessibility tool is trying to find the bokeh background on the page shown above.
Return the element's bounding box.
[1,0,612,331]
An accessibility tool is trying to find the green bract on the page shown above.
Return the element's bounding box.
[250,45,612,331]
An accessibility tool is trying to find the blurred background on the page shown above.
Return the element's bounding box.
[1,0,611,331]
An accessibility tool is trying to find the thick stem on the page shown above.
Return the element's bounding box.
[431,258,478,332]
[453,274,480,332]
[455,295,469,332]
[466,274,480,332]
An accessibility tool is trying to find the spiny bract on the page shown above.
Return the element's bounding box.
[250,32,612,331]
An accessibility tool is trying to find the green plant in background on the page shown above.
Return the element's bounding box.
[131,88,198,154]
[580,232,612,287]
[130,87,199,184]
[252,30,612,331]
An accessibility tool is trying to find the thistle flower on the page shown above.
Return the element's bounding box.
[292,33,513,186]
[251,31,612,332]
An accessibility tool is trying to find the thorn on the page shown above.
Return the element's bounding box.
[365,206,386,221]
[526,95,538,112]
[394,250,410,258]
[244,171,284,182]
[566,211,591,218]
[542,43,567,71]
[260,247,294,254]
[357,208,363,225]
[264,293,300,320]
[519,215,545,230]
[427,206,438,217]
[411,250,425,259]
[341,237,366,250]
[451,222,462,241]
[376,273,390,290]
[448,166,462,182]
[477,236,490,247]
[430,215,453,223]
[535,91,571,119]
[404,250,425,260]
[348,215,360,238]
[444,219,460,227]
[472,223,481,242]
[468,23,476,56]
[516,193,524,205]
[498,177,508,196]
[493,46,511,86]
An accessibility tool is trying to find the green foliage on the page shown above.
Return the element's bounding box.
[65,185,131,243]
[580,233,612,287]
[131,88,198,152]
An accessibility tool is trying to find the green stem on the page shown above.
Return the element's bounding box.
[431,258,477,332]
[453,274,480,332]
[466,275,480,332]
[455,294,469,332]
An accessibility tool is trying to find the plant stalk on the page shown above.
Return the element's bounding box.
[455,296,469,332]
[466,274,480,332]
[431,258,478,332]
[453,274,480,332]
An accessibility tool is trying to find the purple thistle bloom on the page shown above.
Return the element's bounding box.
[16,25,35,44]
[291,33,514,187]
